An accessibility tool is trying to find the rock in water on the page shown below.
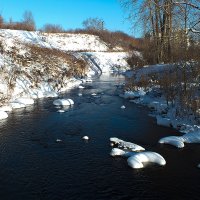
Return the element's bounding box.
[82,136,89,140]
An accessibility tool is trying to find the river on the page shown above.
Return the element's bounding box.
[0,74,199,200]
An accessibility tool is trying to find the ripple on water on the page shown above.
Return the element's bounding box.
[0,75,199,200]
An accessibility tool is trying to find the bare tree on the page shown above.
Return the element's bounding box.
[0,15,4,28]
[120,0,200,63]
[82,17,104,30]
[42,24,64,33]
[22,11,35,31]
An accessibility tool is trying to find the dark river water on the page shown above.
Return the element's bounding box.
[0,75,199,200]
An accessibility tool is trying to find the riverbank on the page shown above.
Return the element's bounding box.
[121,67,200,153]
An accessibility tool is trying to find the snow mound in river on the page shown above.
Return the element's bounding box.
[0,111,8,120]
[110,137,145,151]
[159,131,200,148]
[127,151,166,169]
[53,99,74,106]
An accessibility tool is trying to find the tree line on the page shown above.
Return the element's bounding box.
[121,0,200,64]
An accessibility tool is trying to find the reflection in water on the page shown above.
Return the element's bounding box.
[0,74,199,200]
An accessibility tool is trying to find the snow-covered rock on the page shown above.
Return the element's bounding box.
[159,136,185,148]
[78,85,85,89]
[67,99,74,105]
[53,99,74,106]
[159,131,200,148]
[110,137,145,151]
[127,151,166,169]
[14,98,34,105]
[0,106,12,112]
[121,105,126,109]
[10,102,26,109]
[82,136,89,140]
[110,148,126,157]
[124,90,146,99]
[110,148,136,157]
[57,110,65,113]
[127,156,144,169]
[0,111,8,120]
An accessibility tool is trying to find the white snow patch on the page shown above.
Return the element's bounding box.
[127,151,166,169]
[0,111,8,120]
[110,148,126,157]
[0,106,12,112]
[78,85,85,89]
[121,105,126,109]
[159,131,200,148]
[57,110,65,113]
[10,102,26,109]
[82,136,89,140]
[14,98,34,105]
[124,90,146,99]
[110,137,145,151]
[159,136,185,148]
[53,99,74,106]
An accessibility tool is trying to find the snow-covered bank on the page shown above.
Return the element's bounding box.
[122,64,200,149]
[0,29,109,52]
[0,29,131,119]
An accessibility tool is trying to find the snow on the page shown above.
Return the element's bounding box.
[127,156,144,169]
[124,90,146,99]
[82,136,89,140]
[0,106,12,112]
[0,111,8,120]
[10,102,26,109]
[110,148,126,157]
[122,63,200,151]
[110,137,145,151]
[83,52,129,74]
[57,110,65,113]
[56,139,62,142]
[198,164,200,168]
[53,99,74,106]
[67,99,74,105]
[159,136,185,148]
[121,105,126,109]
[0,28,130,120]
[127,152,166,169]
[159,131,200,148]
[13,98,34,105]
[0,29,109,52]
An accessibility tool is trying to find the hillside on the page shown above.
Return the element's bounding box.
[0,29,131,112]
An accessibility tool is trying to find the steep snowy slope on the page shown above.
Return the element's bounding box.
[0,29,109,52]
[0,29,130,112]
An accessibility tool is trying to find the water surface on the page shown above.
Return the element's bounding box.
[0,75,199,200]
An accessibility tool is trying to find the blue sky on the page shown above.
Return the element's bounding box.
[0,0,140,37]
